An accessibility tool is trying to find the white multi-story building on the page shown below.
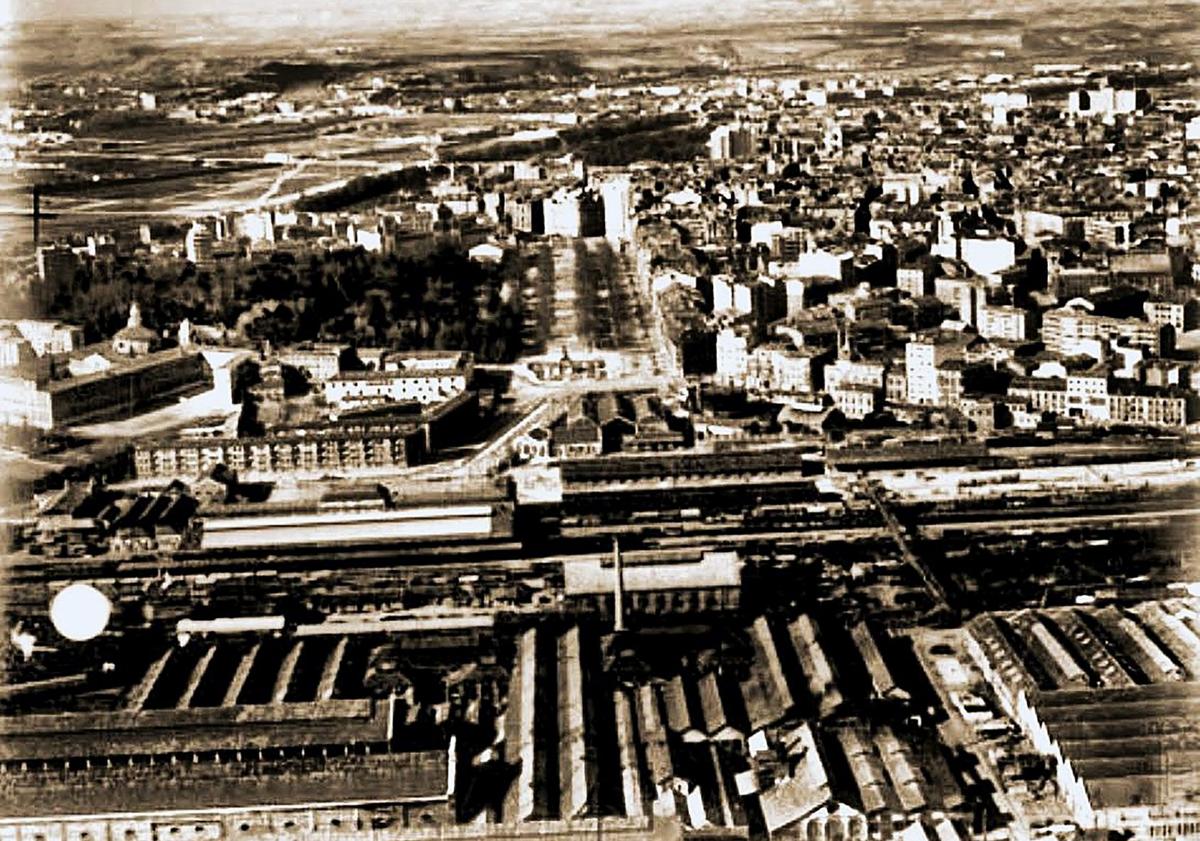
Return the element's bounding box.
[598,175,634,244]
[749,220,784,248]
[352,224,384,253]
[896,266,931,298]
[1065,372,1110,423]
[712,275,735,313]
[745,344,823,396]
[0,319,82,357]
[825,357,886,393]
[0,376,53,428]
[978,304,1031,341]
[542,189,581,238]
[880,173,923,206]
[1108,389,1189,427]
[185,222,215,269]
[277,343,346,383]
[1010,376,1190,428]
[1067,86,1141,117]
[784,279,806,317]
[323,352,472,408]
[905,340,942,405]
[934,277,987,326]
[715,329,748,386]
[733,283,753,316]
[1143,300,1195,333]
[959,236,1016,278]
[831,383,880,419]
[708,123,758,160]
[776,249,851,281]
[236,211,276,245]
[1017,209,1066,242]
[1042,305,1166,358]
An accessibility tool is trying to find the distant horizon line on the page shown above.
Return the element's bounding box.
[9,0,1192,29]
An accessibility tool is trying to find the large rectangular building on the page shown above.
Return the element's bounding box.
[0,349,211,430]
[563,550,742,617]
[0,631,455,825]
[324,351,472,409]
[1041,307,1168,358]
[1008,376,1192,428]
[135,427,423,480]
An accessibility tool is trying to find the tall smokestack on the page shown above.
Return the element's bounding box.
[612,536,625,633]
[32,187,40,250]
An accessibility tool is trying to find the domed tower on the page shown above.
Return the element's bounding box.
[111,301,157,357]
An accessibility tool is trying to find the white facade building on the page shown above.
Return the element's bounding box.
[905,341,941,405]
[322,353,472,408]
[715,329,748,386]
[978,304,1031,341]
[959,237,1016,278]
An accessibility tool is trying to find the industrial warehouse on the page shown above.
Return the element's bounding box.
[967,599,1200,838]
[0,604,971,841]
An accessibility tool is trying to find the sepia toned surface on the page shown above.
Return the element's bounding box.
[1,2,1200,841]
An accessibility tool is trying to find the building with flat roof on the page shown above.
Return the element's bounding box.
[276,342,346,383]
[135,391,477,481]
[0,319,82,358]
[323,351,472,409]
[563,550,742,618]
[0,347,212,431]
[1041,304,1169,359]
[136,426,423,481]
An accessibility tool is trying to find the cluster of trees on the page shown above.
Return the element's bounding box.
[295,165,444,212]
[561,112,691,144]
[45,261,216,345]
[442,136,560,162]
[442,113,709,166]
[234,245,525,362]
[571,125,708,166]
[523,247,556,355]
[561,113,708,166]
[43,244,526,365]
[573,240,627,348]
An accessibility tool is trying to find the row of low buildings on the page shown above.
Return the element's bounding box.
[321,351,474,409]
[264,342,475,410]
[539,392,689,460]
[31,481,200,557]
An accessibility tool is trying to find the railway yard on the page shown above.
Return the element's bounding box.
[1,438,1199,841]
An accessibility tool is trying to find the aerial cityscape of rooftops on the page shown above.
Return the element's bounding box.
[2,2,1200,840]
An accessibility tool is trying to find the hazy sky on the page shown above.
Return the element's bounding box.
[6,0,1190,43]
[11,0,796,23]
[4,0,1028,27]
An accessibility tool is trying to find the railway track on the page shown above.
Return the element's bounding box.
[4,497,1194,617]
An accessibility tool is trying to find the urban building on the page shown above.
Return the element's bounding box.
[323,351,473,409]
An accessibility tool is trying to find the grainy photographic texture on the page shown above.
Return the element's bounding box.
[1,2,1199,840]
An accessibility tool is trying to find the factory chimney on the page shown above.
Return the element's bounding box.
[32,187,40,249]
[612,536,625,633]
